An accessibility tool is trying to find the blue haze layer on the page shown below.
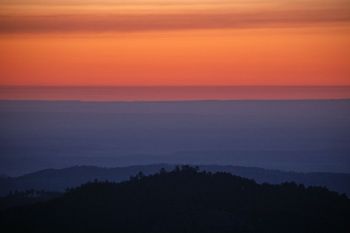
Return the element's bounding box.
[0,100,349,175]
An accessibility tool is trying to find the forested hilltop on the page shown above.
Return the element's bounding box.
[2,164,350,197]
[1,166,349,233]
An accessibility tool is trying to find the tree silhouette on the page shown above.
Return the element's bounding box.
[1,166,349,233]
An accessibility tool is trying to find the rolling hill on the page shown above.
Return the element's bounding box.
[1,166,349,233]
[1,164,350,197]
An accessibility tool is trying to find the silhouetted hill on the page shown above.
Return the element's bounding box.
[1,164,349,196]
[1,166,349,233]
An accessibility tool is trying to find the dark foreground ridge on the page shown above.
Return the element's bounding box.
[1,166,350,233]
[1,164,350,197]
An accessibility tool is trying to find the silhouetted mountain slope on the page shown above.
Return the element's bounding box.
[1,164,350,196]
[1,166,349,233]
[201,165,350,196]
[0,164,174,196]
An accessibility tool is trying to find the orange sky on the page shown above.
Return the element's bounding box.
[0,0,350,86]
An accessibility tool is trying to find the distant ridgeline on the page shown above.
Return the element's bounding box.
[1,166,349,233]
[0,164,350,197]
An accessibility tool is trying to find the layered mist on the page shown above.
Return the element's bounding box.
[1,100,349,175]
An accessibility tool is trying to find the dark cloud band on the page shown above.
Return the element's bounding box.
[0,9,349,33]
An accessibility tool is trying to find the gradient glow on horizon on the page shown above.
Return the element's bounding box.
[0,0,350,87]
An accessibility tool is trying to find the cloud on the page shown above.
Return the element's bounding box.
[0,5,349,33]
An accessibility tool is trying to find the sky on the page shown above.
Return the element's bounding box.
[0,0,350,86]
[0,1,350,174]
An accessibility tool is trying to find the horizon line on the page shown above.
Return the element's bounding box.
[1,98,350,103]
[1,85,350,88]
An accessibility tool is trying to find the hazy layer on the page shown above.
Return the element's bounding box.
[0,86,349,101]
[1,99,349,175]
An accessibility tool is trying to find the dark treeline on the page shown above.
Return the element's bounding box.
[1,166,350,233]
[2,164,350,197]
[0,190,61,210]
